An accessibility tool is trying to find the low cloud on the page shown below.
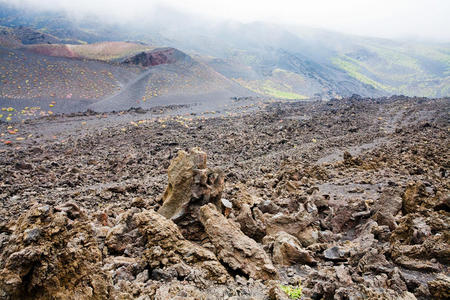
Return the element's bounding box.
[2,0,450,41]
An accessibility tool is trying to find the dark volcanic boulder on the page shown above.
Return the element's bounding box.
[122,47,192,67]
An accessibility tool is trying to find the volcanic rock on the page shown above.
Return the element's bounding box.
[158,147,224,221]
[342,151,362,166]
[136,209,229,282]
[428,274,450,299]
[0,204,111,299]
[372,188,403,230]
[402,182,428,214]
[390,211,449,271]
[235,204,266,242]
[323,246,347,261]
[264,208,316,242]
[104,208,229,283]
[356,249,392,273]
[271,231,316,266]
[199,203,278,280]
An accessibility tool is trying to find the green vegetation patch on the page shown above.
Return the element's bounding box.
[332,56,393,92]
[234,77,308,99]
[280,283,303,299]
[262,86,307,99]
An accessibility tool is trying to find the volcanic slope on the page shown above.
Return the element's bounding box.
[0,46,143,119]
[0,46,143,99]
[89,48,255,112]
[24,41,154,61]
[0,43,255,118]
[0,25,81,48]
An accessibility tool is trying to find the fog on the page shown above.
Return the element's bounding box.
[2,0,450,42]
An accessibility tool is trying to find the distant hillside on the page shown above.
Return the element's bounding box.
[25,42,153,61]
[0,24,84,47]
[89,48,253,111]
[0,3,117,43]
[0,37,253,116]
[0,2,449,99]
[329,38,450,97]
[163,22,450,99]
[0,25,81,48]
[0,46,140,100]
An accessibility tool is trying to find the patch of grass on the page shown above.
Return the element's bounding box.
[262,86,307,99]
[332,57,392,91]
[280,283,303,299]
[69,42,153,61]
[234,78,308,99]
[364,44,423,72]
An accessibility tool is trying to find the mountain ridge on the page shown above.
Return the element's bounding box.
[0,2,448,107]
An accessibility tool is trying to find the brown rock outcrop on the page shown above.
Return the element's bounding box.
[402,182,428,214]
[103,207,229,284]
[372,188,403,230]
[158,147,224,221]
[235,204,266,242]
[428,274,450,299]
[271,231,316,266]
[390,211,449,272]
[135,209,229,283]
[0,204,112,300]
[199,203,278,281]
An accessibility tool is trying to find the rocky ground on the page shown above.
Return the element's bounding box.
[0,95,448,299]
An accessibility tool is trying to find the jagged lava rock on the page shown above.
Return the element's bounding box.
[135,208,229,283]
[158,147,224,221]
[390,211,449,272]
[271,231,316,266]
[199,203,278,281]
[0,203,111,300]
[428,274,450,299]
[235,203,266,242]
[103,207,229,283]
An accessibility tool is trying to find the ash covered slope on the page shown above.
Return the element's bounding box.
[0,31,146,105]
[0,40,253,117]
[88,47,255,112]
[0,25,81,48]
[0,46,139,101]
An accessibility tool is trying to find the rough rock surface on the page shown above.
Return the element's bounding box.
[199,203,278,280]
[235,203,266,242]
[270,231,316,266]
[428,274,450,299]
[158,147,224,221]
[390,210,449,271]
[0,96,448,299]
[136,209,229,283]
[0,203,111,300]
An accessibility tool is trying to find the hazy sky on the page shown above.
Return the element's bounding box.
[4,0,450,41]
